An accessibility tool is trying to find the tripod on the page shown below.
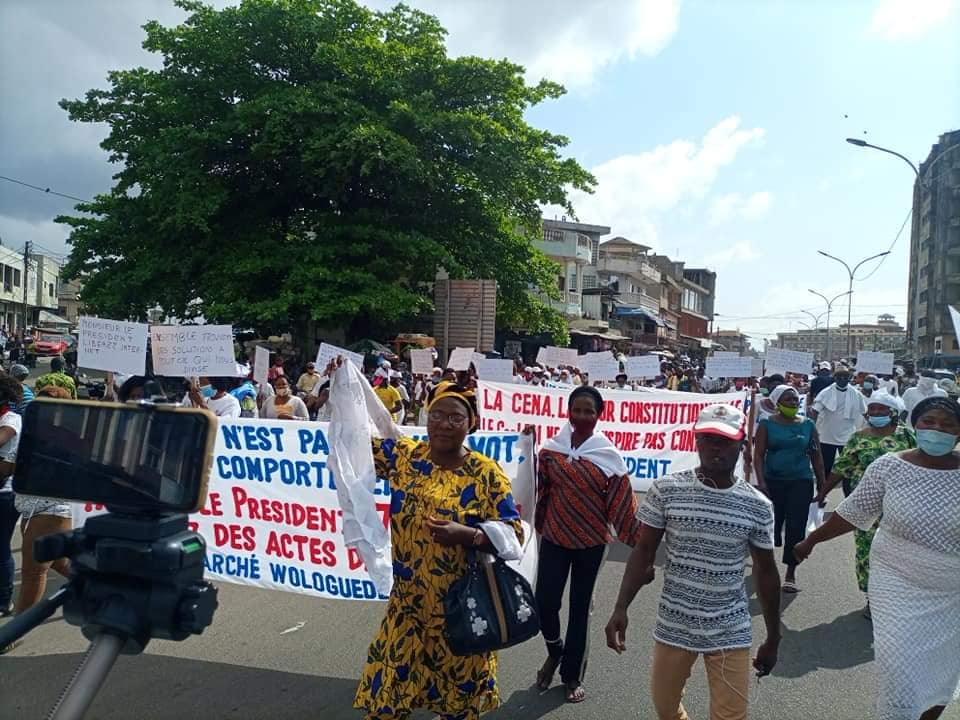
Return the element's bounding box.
[0,512,218,720]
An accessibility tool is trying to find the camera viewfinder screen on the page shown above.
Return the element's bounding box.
[15,401,212,513]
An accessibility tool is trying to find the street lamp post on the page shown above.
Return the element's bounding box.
[817,251,891,361]
[800,310,827,329]
[808,289,853,362]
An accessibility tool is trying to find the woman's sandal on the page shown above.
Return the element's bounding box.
[565,681,586,704]
[536,656,560,692]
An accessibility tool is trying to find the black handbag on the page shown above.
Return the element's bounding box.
[444,549,540,656]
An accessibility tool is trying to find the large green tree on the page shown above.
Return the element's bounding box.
[58,0,594,344]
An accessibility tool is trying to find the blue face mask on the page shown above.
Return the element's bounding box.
[916,429,959,457]
[866,415,891,428]
[862,381,874,391]
[200,384,216,399]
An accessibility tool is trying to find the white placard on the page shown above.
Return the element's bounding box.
[536,346,556,367]
[556,348,579,367]
[410,348,435,376]
[624,355,662,379]
[751,358,765,378]
[705,357,754,378]
[150,324,235,378]
[475,358,515,383]
[578,351,620,381]
[472,352,485,367]
[764,348,815,376]
[711,351,740,358]
[253,346,270,386]
[446,347,475,371]
[856,351,894,375]
[316,342,364,371]
[949,306,960,345]
[77,316,148,376]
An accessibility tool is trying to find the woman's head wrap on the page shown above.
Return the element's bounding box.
[865,391,903,414]
[770,384,798,406]
[910,395,960,429]
[426,381,479,433]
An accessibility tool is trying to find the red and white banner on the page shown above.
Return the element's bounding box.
[477,381,748,492]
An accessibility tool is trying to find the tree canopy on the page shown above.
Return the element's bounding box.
[58,0,594,343]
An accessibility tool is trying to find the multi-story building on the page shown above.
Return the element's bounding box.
[907,129,960,365]
[0,246,61,331]
[712,329,751,355]
[533,218,611,318]
[57,279,83,325]
[595,237,664,347]
[775,314,908,360]
[679,268,716,347]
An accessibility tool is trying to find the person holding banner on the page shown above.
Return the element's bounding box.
[605,404,781,720]
[815,392,914,618]
[344,374,524,720]
[794,396,960,720]
[533,385,641,704]
[754,385,825,593]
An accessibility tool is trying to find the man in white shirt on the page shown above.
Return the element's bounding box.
[808,367,867,486]
[902,371,948,421]
[183,377,241,418]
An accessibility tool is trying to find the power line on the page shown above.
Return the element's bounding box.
[853,207,913,282]
[0,174,91,204]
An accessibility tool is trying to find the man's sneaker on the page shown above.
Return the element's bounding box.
[0,601,13,618]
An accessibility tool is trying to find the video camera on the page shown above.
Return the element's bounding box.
[0,399,220,719]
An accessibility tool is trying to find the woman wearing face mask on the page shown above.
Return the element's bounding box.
[815,392,914,618]
[860,374,879,399]
[795,396,960,720]
[753,385,826,592]
[261,376,309,420]
[533,386,641,703]
[184,376,241,418]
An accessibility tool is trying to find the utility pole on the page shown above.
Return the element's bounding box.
[22,240,31,334]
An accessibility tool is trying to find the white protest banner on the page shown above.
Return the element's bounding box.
[73,420,537,599]
[751,358,765,378]
[472,352,486,367]
[409,348,435,376]
[764,347,815,376]
[711,352,740,359]
[625,355,662,379]
[705,356,754,378]
[536,346,556,367]
[151,324,236,378]
[579,351,620,381]
[475,358,515,383]
[446,347,475,371]
[77,316,148,376]
[557,348,579,368]
[856,351,894,375]
[253,346,270,386]
[478,381,747,491]
[316,342,364,371]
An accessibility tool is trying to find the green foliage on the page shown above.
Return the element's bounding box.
[58,0,594,338]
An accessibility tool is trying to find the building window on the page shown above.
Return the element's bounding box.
[543,229,563,243]
[557,275,565,292]
[13,269,20,288]
[570,270,578,292]
[919,317,927,327]
[49,282,55,298]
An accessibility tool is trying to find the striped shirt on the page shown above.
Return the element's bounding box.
[535,449,641,549]
[638,470,774,652]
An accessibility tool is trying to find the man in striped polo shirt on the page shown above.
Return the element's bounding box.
[605,404,782,720]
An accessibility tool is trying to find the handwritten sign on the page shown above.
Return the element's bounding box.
[409,348,435,376]
[475,358,515,383]
[856,351,894,376]
[151,324,235,378]
[705,356,754,378]
[316,343,364,372]
[764,348,814,376]
[446,347,475,371]
[579,351,620,381]
[253,346,270,386]
[556,348,579,368]
[624,355,662,379]
[78,316,148,376]
[751,358,765,378]
[536,346,556,367]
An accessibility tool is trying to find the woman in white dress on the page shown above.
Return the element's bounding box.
[794,396,960,720]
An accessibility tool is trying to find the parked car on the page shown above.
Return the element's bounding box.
[29,333,74,357]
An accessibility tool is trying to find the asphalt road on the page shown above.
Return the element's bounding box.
[3,489,956,720]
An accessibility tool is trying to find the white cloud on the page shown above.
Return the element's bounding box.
[0,215,72,256]
[364,0,680,88]
[709,191,772,226]
[565,116,766,246]
[704,241,760,268]
[867,0,954,40]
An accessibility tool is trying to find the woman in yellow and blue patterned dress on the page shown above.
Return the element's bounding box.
[354,381,523,720]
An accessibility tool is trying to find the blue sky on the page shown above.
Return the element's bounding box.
[1,0,957,347]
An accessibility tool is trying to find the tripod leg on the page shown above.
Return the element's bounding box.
[0,586,69,649]
[48,632,124,720]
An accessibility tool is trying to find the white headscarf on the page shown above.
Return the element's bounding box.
[770,384,798,407]
[866,391,904,414]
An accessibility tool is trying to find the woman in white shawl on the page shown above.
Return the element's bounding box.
[796,395,960,720]
[532,385,641,703]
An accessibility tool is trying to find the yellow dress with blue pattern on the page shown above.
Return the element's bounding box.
[354,436,523,720]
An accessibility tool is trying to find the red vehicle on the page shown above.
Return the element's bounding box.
[29,332,74,357]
